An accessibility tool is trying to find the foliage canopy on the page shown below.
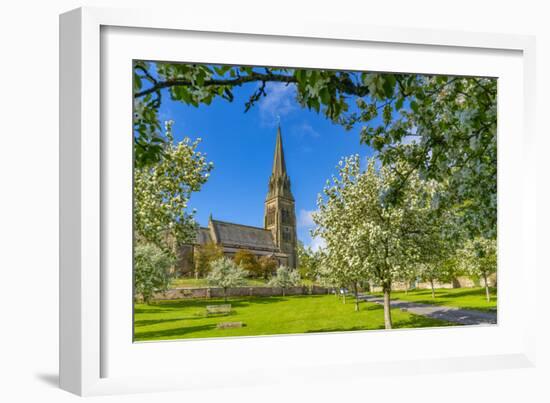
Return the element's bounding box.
[133,62,496,236]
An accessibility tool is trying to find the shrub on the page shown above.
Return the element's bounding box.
[194,242,223,278]
[233,249,261,277]
[258,255,278,279]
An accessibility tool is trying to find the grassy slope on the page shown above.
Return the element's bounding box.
[373,287,497,312]
[134,294,451,342]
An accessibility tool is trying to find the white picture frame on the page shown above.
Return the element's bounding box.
[59,6,537,396]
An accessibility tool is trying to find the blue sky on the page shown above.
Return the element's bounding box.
[152,64,377,250]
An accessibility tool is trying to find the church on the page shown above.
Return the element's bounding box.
[178,126,298,273]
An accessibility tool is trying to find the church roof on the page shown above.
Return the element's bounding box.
[210,219,278,252]
[196,227,212,244]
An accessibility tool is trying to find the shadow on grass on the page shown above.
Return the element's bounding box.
[135,324,217,340]
[144,296,296,311]
[305,326,372,333]
[304,313,453,334]
[134,307,177,314]
[133,316,212,327]
[394,313,455,328]
[363,301,455,328]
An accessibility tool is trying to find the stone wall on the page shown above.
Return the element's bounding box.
[152,275,496,300]
[453,276,477,288]
[370,275,496,292]
[371,280,461,292]
[153,285,331,300]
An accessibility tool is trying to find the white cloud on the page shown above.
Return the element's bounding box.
[291,122,320,138]
[401,135,419,145]
[298,209,316,228]
[298,209,325,252]
[258,82,297,127]
[402,125,419,145]
[309,236,326,252]
[159,107,176,127]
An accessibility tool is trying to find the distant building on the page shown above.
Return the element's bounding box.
[177,126,298,274]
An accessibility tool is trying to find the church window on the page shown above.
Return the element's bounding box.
[281,208,293,225]
[282,228,291,242]
[266,206,275,226]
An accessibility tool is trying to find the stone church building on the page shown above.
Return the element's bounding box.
[178,126,298,274]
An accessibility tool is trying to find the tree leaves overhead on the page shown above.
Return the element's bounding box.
[346,73,497,238]
[133,61,496,237]
[133,62,365,167]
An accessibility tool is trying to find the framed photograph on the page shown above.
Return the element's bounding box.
[60,6,537,396]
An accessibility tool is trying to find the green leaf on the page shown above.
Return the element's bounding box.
[382,76,395,97]
[295,69,306,83]
[320,87,331,105]
[309,97,320,112]
[213,65,231,76]
[395,97,404,111]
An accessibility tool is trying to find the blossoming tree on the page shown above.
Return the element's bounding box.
[314,156,438,328]
[206,257,248,302]
[134,120,214,255]
[268,266,301,296]
[458,237,497,301]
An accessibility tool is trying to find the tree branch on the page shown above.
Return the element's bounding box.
[134,70,370,99]
[134,72,296,98]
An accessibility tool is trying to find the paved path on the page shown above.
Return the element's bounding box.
[359,294,497,326]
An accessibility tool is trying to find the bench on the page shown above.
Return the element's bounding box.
[206,304,232,315]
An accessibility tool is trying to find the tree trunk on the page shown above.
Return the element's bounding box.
[383,287,392,329]
[483,273,490,302]
[353,283,359,312]
[343,291,346,304]
[430,279,435,299]
[383,285,392,329]
[224,288,227,303]
[282,288,286,297]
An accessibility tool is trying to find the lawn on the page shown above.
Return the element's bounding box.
[373,287,497,312]
[134,294,452,341]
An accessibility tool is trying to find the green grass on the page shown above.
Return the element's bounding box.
[373,287,497,312]
[134,294,452,341]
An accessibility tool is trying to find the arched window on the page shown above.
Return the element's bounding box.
[282,227,291,242]
[266,206,275,226]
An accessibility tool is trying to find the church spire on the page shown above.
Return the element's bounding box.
[271,125,287,177]
[266,125,293,201]
[264,124,297,268]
